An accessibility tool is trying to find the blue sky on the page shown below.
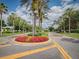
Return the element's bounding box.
[0,0,63,11]
[0,0,20,11]
[49,0,62,7]
[0,0,79,11]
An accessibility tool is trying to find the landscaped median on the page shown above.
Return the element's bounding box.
[15,35,48,43]
[14,32,49,45]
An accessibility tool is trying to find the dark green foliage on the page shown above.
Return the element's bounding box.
[28,32,48,36]
[71,29,79,33]
[7,13,32,32]
[0,19,6,27]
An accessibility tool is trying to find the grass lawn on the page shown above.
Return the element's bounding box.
[61,33,79,39]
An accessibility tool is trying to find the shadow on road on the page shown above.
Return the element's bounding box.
[62,38,79,43]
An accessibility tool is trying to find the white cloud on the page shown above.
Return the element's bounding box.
[42,6,64,28]
[50,6,63,13]
[15,6,33,24]
[43,3,79,28]
[72,3,79,10]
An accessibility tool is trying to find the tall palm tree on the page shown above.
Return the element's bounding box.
[0,3,7,36]
[11,13,16,34]
[18,17,21,32]
[61,15,67,33]
[21,0,38,35]
[58,17,64,32]
[37,0,49,31]
[21,0,49,35]
[23,21,26,33]
[38,11,49,31]
[64,8,75,33]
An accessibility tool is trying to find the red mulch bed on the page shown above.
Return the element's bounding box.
[15,35,49,43]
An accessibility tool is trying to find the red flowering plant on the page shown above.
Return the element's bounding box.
[15,32,49,43]
[30,36,48,42]
[15,35,28,42]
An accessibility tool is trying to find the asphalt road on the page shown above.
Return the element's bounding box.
[17,48,62,59]
[0,33,79,59]
[50,32,79,59]
[0,41,53,57]
[0,33,64,59]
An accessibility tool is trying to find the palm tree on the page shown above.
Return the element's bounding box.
[37,0,49,31]
[18,17,21,32]
[23,21,26,33]
[64,8,75,33]
[38,11,49,31]
[21,0,49,35]
[61,15,67,33]
[0,3,7,36]
[58,17,64,32]
[11,13,17,34]
[21,0,38,35]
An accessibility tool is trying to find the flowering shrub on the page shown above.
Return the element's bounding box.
[15,35,48,43]
[30,36,48,42]
[15,35,28,42]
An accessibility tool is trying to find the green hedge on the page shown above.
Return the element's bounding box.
[28,32,48,36]
[71,29,79,33]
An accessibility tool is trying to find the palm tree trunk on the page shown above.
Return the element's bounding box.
[19,20,20,33]
[39,18,41,28]
[39,19,42,30]
[22,28,24,33]
[63,21,66,33]
[64,25,66,33]
[62,18,66,33]
[69,17,71,33]
[23,24,24,33]
[38,7,42,32]
[39,10,42,32]
[13,20,14,34]
[32,16,36,36]
[39,19,41,28]
[0,13,2,36]
[19,25,20,32]
[32,10,37,36]
[61,26,62,32]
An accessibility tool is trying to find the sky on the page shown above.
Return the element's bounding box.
[0,0,79,28]
[0,0,20,11]
[0,0,62,11]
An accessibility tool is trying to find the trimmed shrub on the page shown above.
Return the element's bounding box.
[71,29,79,33]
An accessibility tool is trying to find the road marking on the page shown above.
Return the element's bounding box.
[0,44,11,48]
[0,45,56,59]
[53,41,72,59]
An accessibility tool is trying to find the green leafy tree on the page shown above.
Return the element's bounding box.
[0,19,6,27]
[8,15,32,32]
[64,8,76,33]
